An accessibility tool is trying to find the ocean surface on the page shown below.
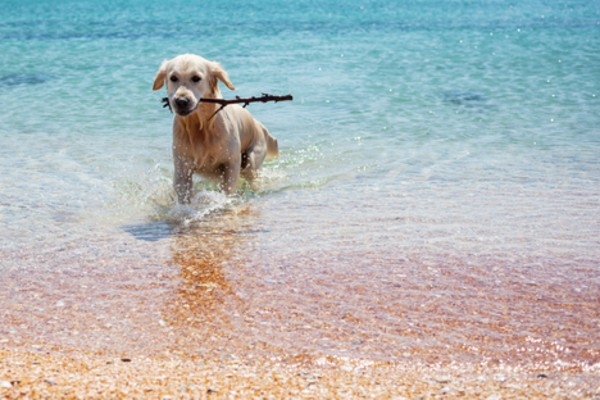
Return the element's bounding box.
[1,0,599,368]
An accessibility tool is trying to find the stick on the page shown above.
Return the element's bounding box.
[161,93,293,114]
[201,94,293,107]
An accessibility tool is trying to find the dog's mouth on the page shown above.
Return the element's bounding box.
[174,107,193,116]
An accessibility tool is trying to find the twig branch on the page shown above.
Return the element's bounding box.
[201,94,293,107]
[161,93,293,115]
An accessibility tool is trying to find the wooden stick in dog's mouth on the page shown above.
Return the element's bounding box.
[161,93,293,115]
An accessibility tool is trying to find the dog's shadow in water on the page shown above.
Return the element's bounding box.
[121,208,256,242]
[121,220,177,242]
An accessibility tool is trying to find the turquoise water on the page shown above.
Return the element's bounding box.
[1,0,599,365]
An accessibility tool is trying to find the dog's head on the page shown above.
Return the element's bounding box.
[152,54,235,117]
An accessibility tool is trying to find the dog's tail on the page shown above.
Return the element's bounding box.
[265,131,279,159]
[258,122,278,159]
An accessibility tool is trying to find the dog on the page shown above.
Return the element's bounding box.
[153,54,278,203]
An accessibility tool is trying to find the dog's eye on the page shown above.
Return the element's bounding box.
[169,75,179,83]
[191,76,202,83]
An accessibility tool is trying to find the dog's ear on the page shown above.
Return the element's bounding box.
[152,59,169,91]
[210,62,236,91]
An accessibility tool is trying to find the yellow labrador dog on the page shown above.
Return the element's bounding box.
[153,54,278,203]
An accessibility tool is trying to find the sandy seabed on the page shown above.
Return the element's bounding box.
[1,209,599,398]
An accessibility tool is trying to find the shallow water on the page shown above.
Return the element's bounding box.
[1,0,599,370]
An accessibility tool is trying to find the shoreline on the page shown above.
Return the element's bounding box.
[2,229,599,398]
[1,345,598,399]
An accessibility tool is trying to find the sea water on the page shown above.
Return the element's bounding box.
[0,0,599,365]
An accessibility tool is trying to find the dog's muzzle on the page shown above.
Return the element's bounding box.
[172,97,195,116]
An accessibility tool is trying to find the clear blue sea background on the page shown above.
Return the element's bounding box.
[0,0,599,362]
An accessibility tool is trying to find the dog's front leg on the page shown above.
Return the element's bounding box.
[220,161,240,195]
[174,155,194,204]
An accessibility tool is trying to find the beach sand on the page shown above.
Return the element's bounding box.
[1,345,598,399]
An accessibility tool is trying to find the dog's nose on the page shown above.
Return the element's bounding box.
[174,98,190,108]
